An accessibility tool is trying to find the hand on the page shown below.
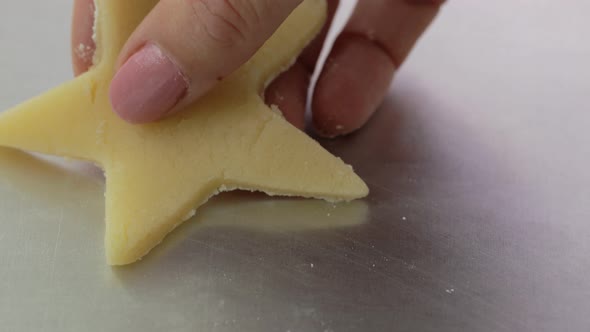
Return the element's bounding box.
[72,0,444,137]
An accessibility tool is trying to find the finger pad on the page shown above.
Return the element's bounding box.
[313,36,395,137]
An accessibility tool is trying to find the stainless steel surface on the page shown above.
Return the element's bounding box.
[1,1,589,331]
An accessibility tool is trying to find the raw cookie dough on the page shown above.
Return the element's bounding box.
[0,0,369,265]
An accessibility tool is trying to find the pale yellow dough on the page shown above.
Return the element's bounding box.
[0,0,369,265]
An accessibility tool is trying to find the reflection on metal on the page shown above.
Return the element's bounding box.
[0,148,368,261]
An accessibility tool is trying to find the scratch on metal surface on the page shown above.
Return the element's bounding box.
[365,180,397,194]
[332,232,420,272]
[187,238,313,287]
[49,208,64,279]
[203,240,214,331]
[365,180,423,206]
[327,232,516,328]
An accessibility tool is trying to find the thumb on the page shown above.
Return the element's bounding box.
[109,0,303,124]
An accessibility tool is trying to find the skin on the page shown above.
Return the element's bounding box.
[72,0,445,137]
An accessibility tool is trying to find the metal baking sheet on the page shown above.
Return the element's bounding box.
[1,1,589,331]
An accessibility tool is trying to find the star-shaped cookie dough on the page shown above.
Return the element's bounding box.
[0,0,368,265]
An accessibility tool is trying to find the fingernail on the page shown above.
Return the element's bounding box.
[110,44,188,123]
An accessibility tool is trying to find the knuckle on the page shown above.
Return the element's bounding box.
[185,0,255,47]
